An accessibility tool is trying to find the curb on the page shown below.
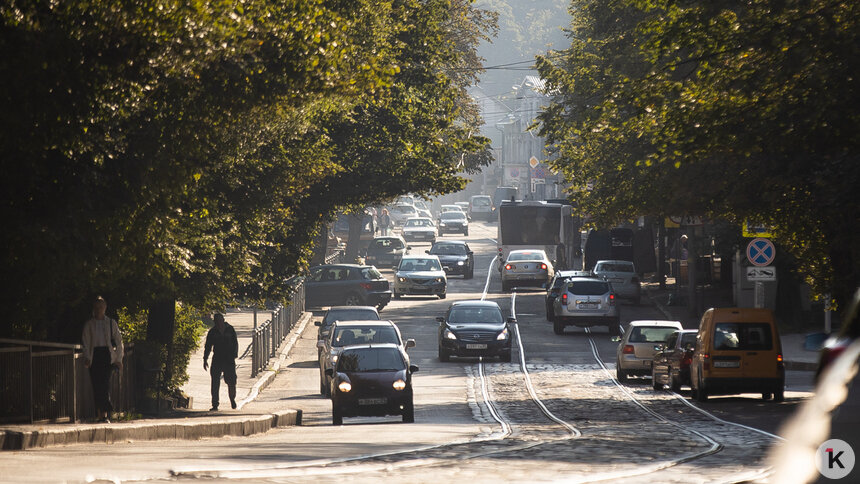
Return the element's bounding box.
[0,410,301,450]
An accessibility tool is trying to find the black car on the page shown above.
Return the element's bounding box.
[437,300,514,362]
[437,211,469,236]
[326,344,418,424]
[364,236,409,269]
[426,241,474,279]
[651,329,698,391]
[545,270,592,320]
[305,264,392,310]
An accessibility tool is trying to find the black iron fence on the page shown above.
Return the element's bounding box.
[325,247,344,264]
[251,278,306,378]
[0,339,135,423]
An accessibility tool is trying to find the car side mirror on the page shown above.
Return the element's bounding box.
[425,250,430,254]
[611,336,621,342]
[409,365,419,373]
[324,368,333,377]
[406,339,416,349]
[436,316,445,323]
[506,317,517,324]
[407,246,412,250]
[468,251,473,255]
[314,321,321,326]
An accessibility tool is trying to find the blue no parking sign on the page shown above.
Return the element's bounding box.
[747,238,776,267]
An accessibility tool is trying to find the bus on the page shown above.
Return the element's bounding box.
[497,201,581,272]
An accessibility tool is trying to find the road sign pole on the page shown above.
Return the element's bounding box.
[824,293,832,334]
[754,282,764,309]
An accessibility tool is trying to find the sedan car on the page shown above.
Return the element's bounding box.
[388,204,419,227]
[545,270,593,321]
[437,300,515,362]
[401,217,437,243]
[364,236,409,269]
[616,320,683,383]
[319,320,415,397]
[651,329,698,391]
[593,259,641,304]
[327,344,418,424]
[552,277,620,335]
[437,211,469,236]
[501,249,554,292]
[305,264,392,310]
[314,306,380,358]
[426,240,474,279]
[393,255,447,299]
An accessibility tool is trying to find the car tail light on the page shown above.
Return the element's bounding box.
[702,353,710,370]
[505,264,514,270]
[540,263,547,270]
[622,345,635,354]
[609,293,616,305]
[359,282,372,290]
[561,293,568,306]
[681,353,692,367]
[777,353,784,369]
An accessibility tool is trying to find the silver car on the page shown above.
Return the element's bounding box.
[401,217,437,243]
[593,260,641,304]
[501,249,554,292]
[615,320,683,383]
[393,255,447,299]
[552,277,620,335]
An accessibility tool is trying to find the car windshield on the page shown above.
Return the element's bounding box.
[628,326,679,343]
[337,348,405,372]
[713,323,773,350]
[441,212,466,221]
[332,326,400,347]
[595,262,635,273]
[472,197,490,207]
[441,206,459,212]
[431,244,467,255]
[391,206,416,214]
[361,267,383,279]
[508,251,545,262]
[680,332,698,348]
[448,307,504,325]
[405,219,433,227]
[369,239,403,250]
[323,309,380,325]
[399,258,442,272]
[568,281,610,295]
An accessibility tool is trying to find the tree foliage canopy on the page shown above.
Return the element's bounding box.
[537,0,860,306]
[0,0,494,338]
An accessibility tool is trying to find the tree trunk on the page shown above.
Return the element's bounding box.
[310,222,329,266]
[344,212,364,263]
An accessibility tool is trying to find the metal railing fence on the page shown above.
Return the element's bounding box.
[324,248,345,265]
[251,278,306,378]
[0,339,135,423]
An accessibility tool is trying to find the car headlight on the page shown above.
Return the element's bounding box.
[331,354,339,363]
[338,381,352,393]
[440,222,447,226]
[435,277,445,283]
[444,329,457,340]
[398,277,407,282]
[457,261,464,266]
[392,379,407,391]
[496,328,509,341]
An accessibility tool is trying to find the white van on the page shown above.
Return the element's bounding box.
[469,195,493,221]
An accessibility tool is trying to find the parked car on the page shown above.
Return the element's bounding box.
[437,300,515,362]
[552,277,620,335]
[319,320,415,397]
[690,307,785,402]
[393,255,447,299]
[401,217,437,243]
[593,259,641,304]
[388,204,419,227]
[305,264,392,310]
[616,320,684,383]
[426,240,474,279]
[437,211,469,236]
[501,249,554,292]
[364,236,409,269]
[314,306,380,358]
[545,270,592,321]
[468,195,493,221]
[816,287,860,381]
[651,329,698,391]
[327,344,418,424]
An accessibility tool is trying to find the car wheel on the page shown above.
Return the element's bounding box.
[670,376,682,393]
[501,282,510,292]
[762,392,773,400]
[343,293,362,306]
[332,406,343,426]
[616,362,628,383]
[609,322,622,336]
[438,293,446,299]
[553,319,564,335]
[465,268,474,279]
[652,372,662,391]
[774,388,785,403]
[464,229,469,236]
[376,302,387,311]
[438,347,450,362]
[393,292,401,299]
[695,375,708,402]
[320,378,326,396]
[402,399,415,423]
[500,351,512,363]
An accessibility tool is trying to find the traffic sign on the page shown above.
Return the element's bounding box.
[746,266,776,281]
[747,238,776,267]
[742,220,774,238]
[529,156,539,168]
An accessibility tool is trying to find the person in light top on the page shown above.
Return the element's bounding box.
[81,296,124,423]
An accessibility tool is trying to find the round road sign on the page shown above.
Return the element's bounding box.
[747,238,776,267]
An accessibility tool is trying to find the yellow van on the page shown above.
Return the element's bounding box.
[690,308,784,402]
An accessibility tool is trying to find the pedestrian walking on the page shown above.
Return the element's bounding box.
[203,313,239,411]
[380,208,392,236]
[81,296,124,423]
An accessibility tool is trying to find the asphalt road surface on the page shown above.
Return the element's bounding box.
[1,220,815,483]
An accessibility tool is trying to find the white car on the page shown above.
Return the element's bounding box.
[501,249,555,292]
[401,217,437,243]
[593,259,641,304]
[393,255,447,299]
[616,320,683,382]
[388,204,418,227]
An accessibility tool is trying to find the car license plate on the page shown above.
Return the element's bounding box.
[466,344,487,350]
[713,360,740,368]
[578,303,598,309]
[358,398,387,405]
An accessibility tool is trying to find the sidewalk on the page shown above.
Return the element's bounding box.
[0,309,313,451]
[643,281,820,371]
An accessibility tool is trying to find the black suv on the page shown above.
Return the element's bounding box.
[305,264,392,310]
[426,241,474,279]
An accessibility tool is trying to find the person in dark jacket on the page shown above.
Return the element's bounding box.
[203,313,239,411]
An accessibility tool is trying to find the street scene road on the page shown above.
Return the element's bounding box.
[1,220,816,483]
